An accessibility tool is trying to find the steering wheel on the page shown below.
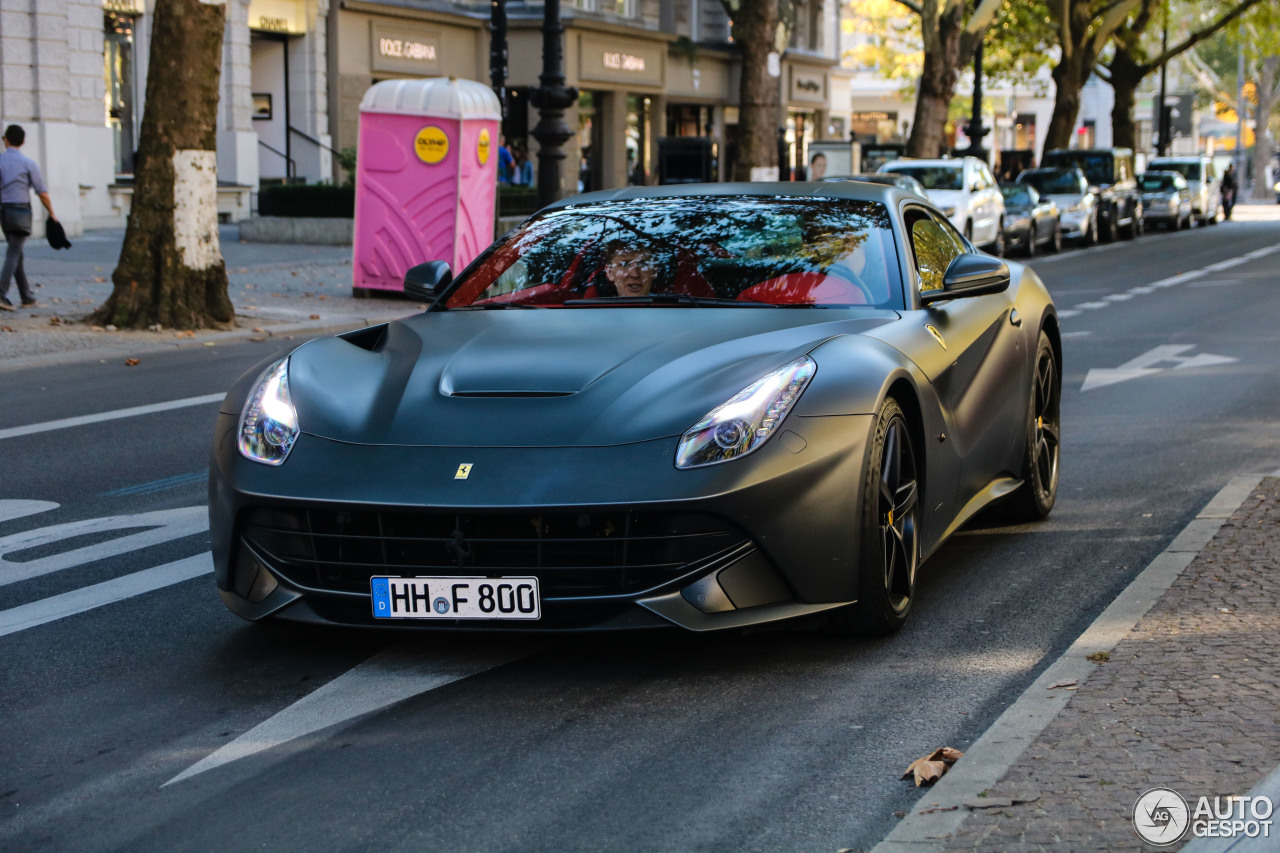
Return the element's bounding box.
[824,264,878,305]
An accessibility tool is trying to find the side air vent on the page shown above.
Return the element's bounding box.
[448,390,574,398]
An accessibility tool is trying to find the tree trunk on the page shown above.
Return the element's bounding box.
[1109,47,1146,151]
[1251,56,1278,200]
[728,0,782,181]
[93,0,233,330]
[907,1,965,158]
[1044,52,1090,152]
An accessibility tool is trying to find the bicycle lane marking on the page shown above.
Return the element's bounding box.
[0,392,225,442]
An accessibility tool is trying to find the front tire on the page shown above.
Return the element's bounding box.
[826,398,919,637]
[1049,222,1063,253]
[1002,331,1060,521]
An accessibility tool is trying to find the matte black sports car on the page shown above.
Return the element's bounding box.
[210,183,1060,636]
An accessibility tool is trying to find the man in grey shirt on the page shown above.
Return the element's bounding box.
[1,124,58,310]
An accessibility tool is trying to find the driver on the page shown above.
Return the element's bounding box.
[602,241,660,297]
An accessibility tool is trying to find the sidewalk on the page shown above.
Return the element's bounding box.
[0,225,416,370]
[875,472,1280,852]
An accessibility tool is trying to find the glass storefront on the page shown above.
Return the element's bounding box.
[103,11,137,176]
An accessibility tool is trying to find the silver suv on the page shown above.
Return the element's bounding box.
[1148,155,1220,225]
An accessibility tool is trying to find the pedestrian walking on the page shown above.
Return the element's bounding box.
[1,124,57,310]
[1221,163,1238,220]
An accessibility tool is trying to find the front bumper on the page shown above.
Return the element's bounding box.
[210,412,875,631]
[1059,210,1089,237]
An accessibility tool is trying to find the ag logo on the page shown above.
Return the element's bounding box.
[477,128,491,166]
[1133,787,1189,845]
[414,125,449,164]
[454,463,473,480]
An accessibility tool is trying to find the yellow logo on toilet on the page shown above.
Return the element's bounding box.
[477,128,491,166]
[414,126,449,164]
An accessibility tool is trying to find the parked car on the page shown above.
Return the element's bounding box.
[1000,183,1061,256]
[878,157,1006,254]
[210,182,1059,636]
[1040,147,1143,241]
[1137,171,1193,230]
[1017,167,1098,246]
[822,172,931,200]
[1148,155,1220,225]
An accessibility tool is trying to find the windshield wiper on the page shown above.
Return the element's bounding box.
[562,294,777,307]
[448,303,544,310]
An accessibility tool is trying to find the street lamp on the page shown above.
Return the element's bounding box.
[529,0,578,208]
[966,36,989,162]
[1157,0,1169,156]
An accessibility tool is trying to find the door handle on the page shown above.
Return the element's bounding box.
[1009,309,1022,327]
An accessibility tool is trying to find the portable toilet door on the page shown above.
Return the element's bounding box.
[353,77,502,296]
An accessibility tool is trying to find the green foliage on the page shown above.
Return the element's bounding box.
[258,183,354,218]
[337,146,358,187]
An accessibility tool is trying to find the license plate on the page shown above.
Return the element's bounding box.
[370,576,540,620]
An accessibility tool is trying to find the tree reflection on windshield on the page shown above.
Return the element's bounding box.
[443,196,901,310]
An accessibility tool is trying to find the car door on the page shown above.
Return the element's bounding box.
[868,206,1029,515]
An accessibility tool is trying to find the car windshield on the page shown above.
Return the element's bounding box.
[1140,174,1176,192]
[1042,153,1113,186]
[1020,170,1085,196]
[1000,186,1033,205]
[443,196,902,309]
[883,165,963,190]
[1154,162,1201,181]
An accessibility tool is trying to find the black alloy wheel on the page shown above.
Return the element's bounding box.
[828,399,919,636]
[992,220,1006,257]
[1102,208,1119,242]
[1085,212,1099,246]
[1002,331,1061,521]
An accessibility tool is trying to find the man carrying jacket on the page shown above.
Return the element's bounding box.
[1,124,58,310]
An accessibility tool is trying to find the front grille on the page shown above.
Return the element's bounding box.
[241,506,747,599]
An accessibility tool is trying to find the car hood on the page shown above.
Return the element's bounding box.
[287,308,899,447]
[924,189,965,208]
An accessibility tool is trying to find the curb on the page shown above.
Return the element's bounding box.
[871,470,1278,851]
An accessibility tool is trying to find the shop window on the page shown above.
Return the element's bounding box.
[104,12,137,176]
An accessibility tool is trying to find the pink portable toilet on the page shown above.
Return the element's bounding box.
[353,77,502,295]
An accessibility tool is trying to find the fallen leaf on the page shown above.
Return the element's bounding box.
[317,294,328,300]
[48,316,62,326]
[901,747,964,787]
[93,276,106,283]
[1,326,15,333]
[309,314,320,320]
[125,358,140,366]
[252,327,265,333]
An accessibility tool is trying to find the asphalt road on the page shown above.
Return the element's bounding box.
[2,217,1279,852]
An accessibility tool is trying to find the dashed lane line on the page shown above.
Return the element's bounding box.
[0,393,225,442]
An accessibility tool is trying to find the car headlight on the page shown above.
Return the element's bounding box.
[1067,201,1085,213]
[238,357,299,466]
[676,356,816,469]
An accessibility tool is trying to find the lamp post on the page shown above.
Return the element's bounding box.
[529,0,578,208]
[1157,0,1169,156]
[966,38,989,162]
[489,0,508,120]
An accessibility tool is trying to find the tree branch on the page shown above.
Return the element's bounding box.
[893,0,925,17]
[1140,0,1266,73]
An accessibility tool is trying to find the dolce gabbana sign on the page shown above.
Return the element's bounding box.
[371,21,441,75]
[580,35,663,86]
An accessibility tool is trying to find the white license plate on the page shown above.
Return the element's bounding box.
[370,576,540,620]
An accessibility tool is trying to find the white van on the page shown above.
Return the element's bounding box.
[1148,156,1220,225]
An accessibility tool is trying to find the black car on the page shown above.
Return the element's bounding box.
[210,183,1060,636]
[1000,183,1062,256]
[1040,147,1143,242]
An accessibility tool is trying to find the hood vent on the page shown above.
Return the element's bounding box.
[448,390,574,398]
[340,324,389,352]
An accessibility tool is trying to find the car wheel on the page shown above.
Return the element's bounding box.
[1002,331,1060,521]
[1172,212,1181,231]
[964,221,974,245]
[1049,222,1063,253]
[826,398,919,637]
[992,220,1005,257]
[1023,225,1036,257]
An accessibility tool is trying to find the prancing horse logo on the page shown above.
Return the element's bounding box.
[454,463,473,480]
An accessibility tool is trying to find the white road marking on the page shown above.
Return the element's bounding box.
[0,506,208,587]
[1056,309,1081,319]
[0,553,211,637]
[1074,302,1109,310]
[0,393,226,442]
[1082,344,1238,392]
[1244,245,1280,259]
[1202,257,1250,272]
[0,500,59,524]
[1127,286,1156,295]
[1189,279,1242,288]
[1103,293,1133,302]
[164,641,540,786]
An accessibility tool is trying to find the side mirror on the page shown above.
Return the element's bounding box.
[921,254,1010,305]
[403,260,452,302]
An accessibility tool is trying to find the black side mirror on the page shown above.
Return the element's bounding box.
[921,253,1010,306]
[403,260,452,302]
